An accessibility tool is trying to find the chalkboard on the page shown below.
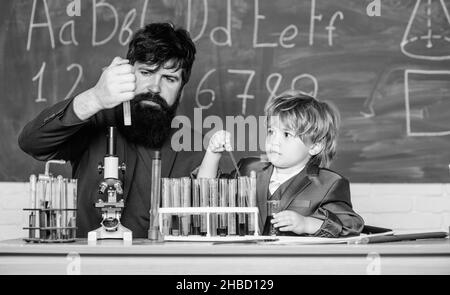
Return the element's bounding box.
[2,0,450,182]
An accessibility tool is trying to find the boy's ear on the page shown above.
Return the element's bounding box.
[309,142,323,156]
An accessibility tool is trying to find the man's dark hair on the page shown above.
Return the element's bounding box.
[126,22,196,86]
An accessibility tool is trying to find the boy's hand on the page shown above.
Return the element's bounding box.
[272,210,307,235]
[272,210,323,235]
[197,130,232,178]
[207,130,232,153]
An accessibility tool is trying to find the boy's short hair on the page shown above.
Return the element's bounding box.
[264,89,340,168]
[126,22,196,86]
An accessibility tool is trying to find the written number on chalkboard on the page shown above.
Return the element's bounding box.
[32,62,83,103]
[195,69,318,114]
[32,61,317,113]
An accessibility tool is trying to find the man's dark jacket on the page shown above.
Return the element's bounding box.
[18,98,203,238]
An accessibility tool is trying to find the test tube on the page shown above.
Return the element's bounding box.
[61,178,69,239]
[238,177,248,236]
[218,179,228,236]
[248,171,257,235]
[123,101,131,126]
[68,179,77,239]
[181,177,191,236]
[33,175,41,239]
[209,178,219,236]
[50,176,56,240]
[227,179,237,236]
[171,178,181,236]
[37,178,47,239]
[161,178,172,235]
[148,151,162,240]
[191,179,201,235]
[266,200,281,236]
[199,178,209,236]
[28,175,37,239]
[56,175,64,240]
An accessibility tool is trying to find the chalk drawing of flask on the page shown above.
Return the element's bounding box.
[401,0,450,60]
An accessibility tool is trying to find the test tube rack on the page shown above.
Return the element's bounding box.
[23,160,78,243]
[23,208,77,243]
[158,206,259,241]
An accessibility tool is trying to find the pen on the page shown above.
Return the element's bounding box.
[212,238,278,245]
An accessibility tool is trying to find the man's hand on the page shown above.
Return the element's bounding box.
[91,57,136,110]
[272,210,323,235]
[73,57,136,120]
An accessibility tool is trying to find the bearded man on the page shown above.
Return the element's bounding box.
[18,23,202,238]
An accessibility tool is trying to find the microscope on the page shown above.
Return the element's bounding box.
[88,126,132,243]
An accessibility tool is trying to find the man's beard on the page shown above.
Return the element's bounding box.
[116,92,178,149]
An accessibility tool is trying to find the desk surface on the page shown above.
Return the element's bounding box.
[1,238,449,274]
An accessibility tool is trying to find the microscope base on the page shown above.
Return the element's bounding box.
[88,224,132,243]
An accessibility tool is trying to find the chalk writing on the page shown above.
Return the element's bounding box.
[7,0,449,183]
[195,69,217,109]
[32,61,47,103]
[64,64,83,101]
[404,69,450,136]
[227,69,255,115]
[27,0,54,50]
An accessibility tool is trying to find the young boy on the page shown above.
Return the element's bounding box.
[197,90,364,237]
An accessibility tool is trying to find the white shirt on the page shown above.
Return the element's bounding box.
[269,165,305,195]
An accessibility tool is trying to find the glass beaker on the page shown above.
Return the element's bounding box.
[267,200,281,236]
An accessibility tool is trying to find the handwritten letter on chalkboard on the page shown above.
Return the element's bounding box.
[1,0,450,182]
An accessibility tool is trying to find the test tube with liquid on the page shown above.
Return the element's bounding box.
[227,179,237,235]
[238,177,248,236]
[60,178,66,239]
[218,179,228,236]
[33,175,41,239]
[62,178,69,239]
[149,151,162,241]
[48,176,56,239]
[209,178,219,236]
[248,171,257,235]
[199,178,209,236]
[181,177,191,236]
[67,179,77,239]
[37,178,47,239]
[191,179,201,235]
[60,177,66,240]
[56,175,64,240]
[28,175,37,239]
[161,178,172,235]
[266,200,281,236]
[171,178,181,236]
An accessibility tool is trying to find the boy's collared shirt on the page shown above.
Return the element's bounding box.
[269,165,305,195]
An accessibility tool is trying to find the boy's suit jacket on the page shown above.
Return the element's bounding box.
[231,157,364,238]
